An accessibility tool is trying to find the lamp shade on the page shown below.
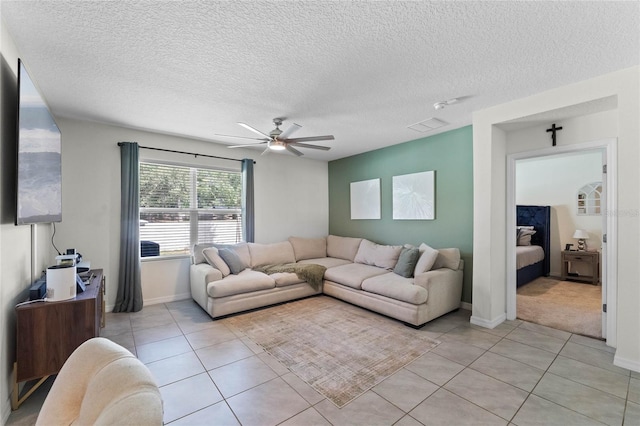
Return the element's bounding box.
[573,229,589,239]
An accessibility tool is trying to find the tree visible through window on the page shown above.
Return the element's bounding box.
[139,162,243,257]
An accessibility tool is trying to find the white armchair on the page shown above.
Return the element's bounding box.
[35,337,163,425]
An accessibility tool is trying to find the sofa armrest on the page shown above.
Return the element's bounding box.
[190,263,222,310]
[414,268,457,289]
[414,267,463,317]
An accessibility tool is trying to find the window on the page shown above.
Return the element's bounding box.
[139,162,243,257]
[577,182,602,215]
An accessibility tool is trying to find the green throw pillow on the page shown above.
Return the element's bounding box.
[218,248,248,275]
[393,247,420,278]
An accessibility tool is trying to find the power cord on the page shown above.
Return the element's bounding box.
[51,222,61,255]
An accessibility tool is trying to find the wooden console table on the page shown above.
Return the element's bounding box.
[12,269,105,410]
[561,251,599,285]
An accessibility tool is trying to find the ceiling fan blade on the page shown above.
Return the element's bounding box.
[285,135,335,143]
[278,123,302,140]
[285,145,304,156]
[288,142,331,151]
[228,141,268,148]
[215,134,269,141]
[260,147,271,156]
[237,122,271,139]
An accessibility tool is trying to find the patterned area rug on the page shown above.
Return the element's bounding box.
[517,277,602,338]
[222,296,440,407]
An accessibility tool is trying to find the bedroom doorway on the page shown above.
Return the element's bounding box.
[506,138,617,344]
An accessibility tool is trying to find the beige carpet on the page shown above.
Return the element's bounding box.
[517,277,602,339]
[222,296,440,407]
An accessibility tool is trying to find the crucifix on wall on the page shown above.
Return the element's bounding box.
[546,123,563,146]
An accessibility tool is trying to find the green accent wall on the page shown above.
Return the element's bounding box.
[328,126,473,303]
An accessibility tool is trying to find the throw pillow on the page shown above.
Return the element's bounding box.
[218,248,248,275]
[202,247,231,277]
[393,247,420,278]
[214,243,251,266]
[517,229,536,246]
[432,248,461,270]
[192,243,216,265]
[414,243,439,275]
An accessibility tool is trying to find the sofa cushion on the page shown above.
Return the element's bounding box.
[393,247,420,278]
[354,239,403,270]
[324,263,389,289]
[218,248,249,275]
[326,235,363,261]
[432,248,461,270]
[361,273,428,305]
[202,247,231,277]
[288,236,327,261]
[414,243,439,275]
[248,242,296,267]
[270,272,306,287]
[298,257,351,269]
[192,243,216,265]
[207,270,275,298]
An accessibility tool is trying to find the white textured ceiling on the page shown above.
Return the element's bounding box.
[2,1,638,161]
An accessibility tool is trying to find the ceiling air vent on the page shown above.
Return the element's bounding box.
[407,117,447,133]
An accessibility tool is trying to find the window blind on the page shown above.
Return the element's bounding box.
[139,162,243,257]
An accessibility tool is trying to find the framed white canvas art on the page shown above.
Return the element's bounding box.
[350,178,381,219]
[393,171,435,220]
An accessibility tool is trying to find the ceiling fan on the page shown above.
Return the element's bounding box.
[215,118,334,156]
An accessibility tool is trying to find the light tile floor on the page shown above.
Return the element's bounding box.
[7,295,640,425]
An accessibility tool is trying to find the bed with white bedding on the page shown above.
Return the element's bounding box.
[516,205,550,287]
[516,245,545,270]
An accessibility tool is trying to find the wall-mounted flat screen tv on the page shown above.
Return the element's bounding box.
[16,59,62,225]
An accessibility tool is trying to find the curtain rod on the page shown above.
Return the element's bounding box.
[117,142,255,164]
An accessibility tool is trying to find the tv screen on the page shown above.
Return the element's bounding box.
[16,59,62,225]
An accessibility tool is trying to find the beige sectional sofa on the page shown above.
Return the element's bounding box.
[190,235,463,327]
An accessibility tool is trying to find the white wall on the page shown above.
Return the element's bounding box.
[0,17,328,416]
[55,118,329,309]
[0,21,57,422]
[516,150,603,276]
[472,66,640,372]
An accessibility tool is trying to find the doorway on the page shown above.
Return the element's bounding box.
[506,138,617,346]
[514,150,604,338]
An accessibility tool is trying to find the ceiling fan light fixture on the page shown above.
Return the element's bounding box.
[269,140,286,151]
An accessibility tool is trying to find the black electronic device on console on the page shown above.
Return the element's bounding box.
[29,279,47,301]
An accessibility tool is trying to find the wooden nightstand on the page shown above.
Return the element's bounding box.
[561,251,599,284]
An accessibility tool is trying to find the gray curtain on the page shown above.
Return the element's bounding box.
[114,142,143,312]
[241,159,255,242]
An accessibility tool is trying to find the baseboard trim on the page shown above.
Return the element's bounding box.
[613,354,640,373]
[460,301,472,311]
[105,292,192,313]
[143,292,192,307]
[470,313,506,329]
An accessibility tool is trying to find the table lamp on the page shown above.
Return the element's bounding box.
[573,229,589,251]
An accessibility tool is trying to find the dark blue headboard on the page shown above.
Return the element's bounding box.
[516,205,550,276]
